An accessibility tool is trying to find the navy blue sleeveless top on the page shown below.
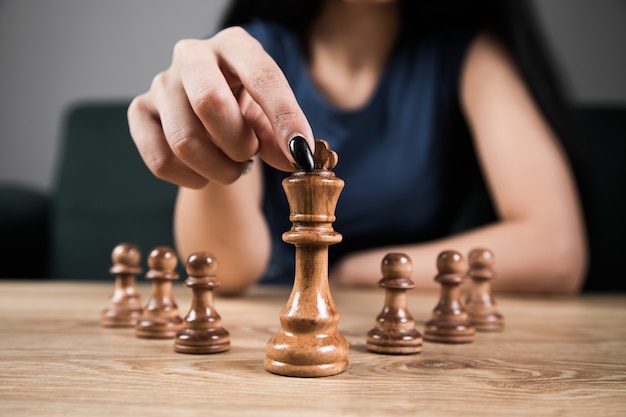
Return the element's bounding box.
[243,21,485,284]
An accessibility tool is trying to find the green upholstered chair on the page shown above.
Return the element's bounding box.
[48,100,179,280]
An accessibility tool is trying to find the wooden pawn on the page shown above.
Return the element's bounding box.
[135,246,182,339]
[174,252,230,354]
[101,243,143,327]
[424,250,475,343]
[366,253,423,354]
[466,248,504,331]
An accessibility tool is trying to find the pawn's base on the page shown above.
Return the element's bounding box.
[423,319,475,343]
[135,316,182,339]
[366,327,423,354]
[174,327,230,354]
[469,313,504,332]
[100,307,143,328]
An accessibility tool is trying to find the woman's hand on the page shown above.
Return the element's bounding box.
[127,26,315,189]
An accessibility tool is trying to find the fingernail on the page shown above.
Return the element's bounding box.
[241,159,254,176]
[288,135,314,172]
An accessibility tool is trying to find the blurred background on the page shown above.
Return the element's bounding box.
[0,0,624,288]
[0,0,624,191]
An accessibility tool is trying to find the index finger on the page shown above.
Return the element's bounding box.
[212,27,315,167]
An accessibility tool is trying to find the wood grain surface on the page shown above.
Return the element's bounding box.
[1,282,625,417]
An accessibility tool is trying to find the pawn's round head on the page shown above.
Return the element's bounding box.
[111,243,140,266]
[147,246,178,272]
[186,252,218,277]
[381,253,412,279]
[468,248,494,269]
[437,250,464,274]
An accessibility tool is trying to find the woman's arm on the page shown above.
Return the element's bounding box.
[332,32,588,294]
[174,158,270,296]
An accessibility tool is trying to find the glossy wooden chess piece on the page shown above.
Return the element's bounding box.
[465,248,504,331]
[424,250,475,343]
[135,246,183,339]
[174,252,230,354]
[366,253,423,354]
[265,139,349,377]
[101,243,143,327]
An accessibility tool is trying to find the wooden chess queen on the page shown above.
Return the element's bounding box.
[264,140,349,377]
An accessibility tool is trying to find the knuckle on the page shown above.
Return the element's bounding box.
[172,38,198,61]
[127,93,152,118]
[229,145,257,163]
[249,66,287,93]
[214,26,249,43]
[192,85,233,115]
[169,129,200,160]
[145,151,175,181]
[127,95,144,124]
[149,71,169,92]
[127,96,140,115]
[245,67,301,130]
[147,151,208,189]
[269,105,300,129]
[221,139,257,164]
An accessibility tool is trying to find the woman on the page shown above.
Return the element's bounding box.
[127,0,588,295]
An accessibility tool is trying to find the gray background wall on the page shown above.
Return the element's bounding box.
[0,0,624,192]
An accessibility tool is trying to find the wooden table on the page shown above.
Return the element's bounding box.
[1,281,625,416]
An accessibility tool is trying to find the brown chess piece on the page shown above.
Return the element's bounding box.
[174,252,230,354]
[135,246,183,339]
[101,243,143,327]
[424,250,475,343]
[265,139,349,377]
[366,253,423,354]
[465,248,504,331]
